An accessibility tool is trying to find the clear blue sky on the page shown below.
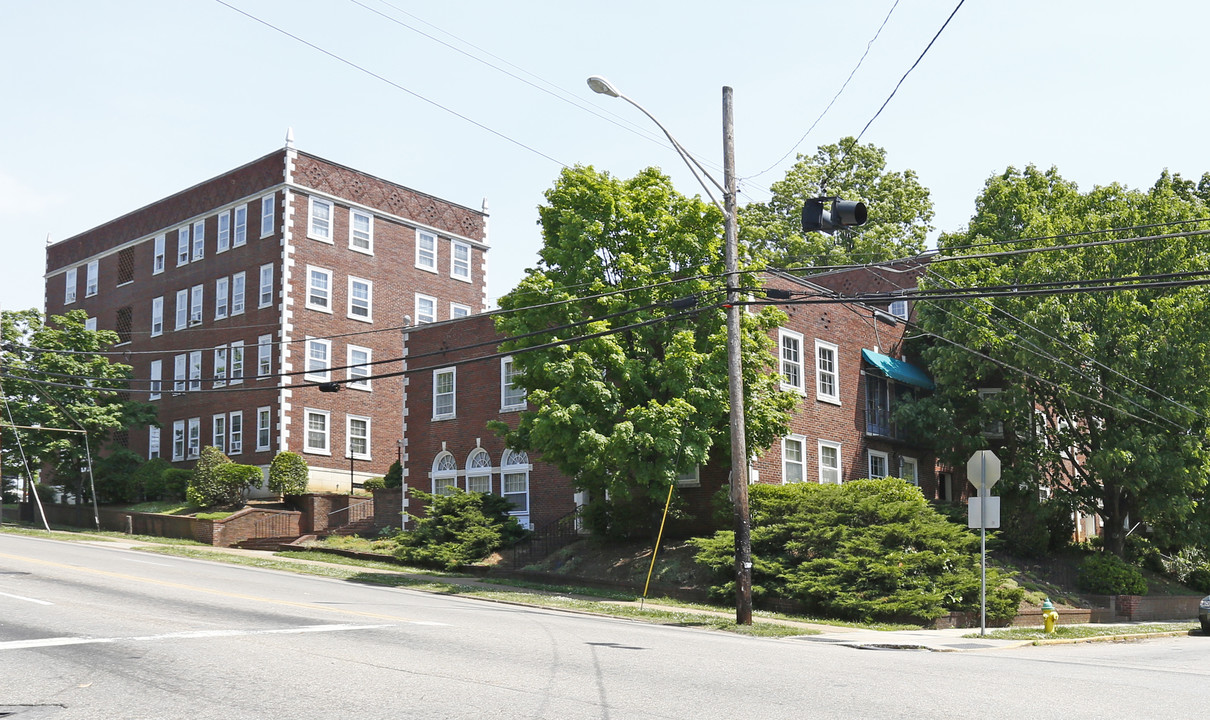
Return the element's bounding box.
[4,1,1209,312]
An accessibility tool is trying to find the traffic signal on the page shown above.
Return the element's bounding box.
[801,197,867,235]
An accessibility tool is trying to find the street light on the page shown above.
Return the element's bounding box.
[588,76,754,624]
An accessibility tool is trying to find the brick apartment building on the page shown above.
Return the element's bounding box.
[43,139,488,492]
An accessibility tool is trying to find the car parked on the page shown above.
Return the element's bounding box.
[1201,595,1210,634]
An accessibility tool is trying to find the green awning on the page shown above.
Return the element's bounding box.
[862,349,935,390]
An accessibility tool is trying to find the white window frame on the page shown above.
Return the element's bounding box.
[347,345,371,391]
[175,289,188,330]
[228,411,243,456]
[416,229,437,272]
[308,196,333,242]
[466,449,492,494]
[501,449,531,516]
[347,415,371,460]
[215,277,229,320]
[818,440,842,485]
[149,359,162,401]
[347,276,372,322]
[868,449,889,479]
[177,227,190,267]
[256,406,272,451]
[64,267,77,304]
[433,367,456,419]
[258,263,274,308]
[451,240,471,281]
[782,435,807,483]
[980,387,1004,438]
[500,356,526,411]
[350,209,373,254]
[233,205,248,247]
[815,339,840,405]
[85,260,98,297]
[172,420,185,461]
[415,293,436,324]
[152,234,165,274]
[899,456,919,486]
[192,220,205,261]
[303,408,330,455]
[450,302,471,319]
[230,340,243,384]
[306,266,333,313]
[84,317,97,332]
[187,417,201,459]
[217,210,231,253]
[212,414,227,455]
[190,284,203,326]
[213,346,228,388]
[260,195,275,238]
[231,271,245,315]
[305,338,331,382]
[188,350,202,392]
[778,328,805,393]
[432,451,458,495]
[151,296,163,337]
[257,334,273,377]
[889,299,908,320]
[148,425,161,460]
[173,354,186,393]
[675,466,701,488]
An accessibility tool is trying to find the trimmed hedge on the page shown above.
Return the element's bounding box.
[1077,553,1148,595]
[269,452,308,496]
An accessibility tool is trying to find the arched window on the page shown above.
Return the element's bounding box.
[500,449,530,513]
[432,451,457,495]
[466,448,492,494]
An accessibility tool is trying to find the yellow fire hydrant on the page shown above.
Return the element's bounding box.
[1042,598,1059,633]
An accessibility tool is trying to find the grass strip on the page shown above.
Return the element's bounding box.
[969,623,1197,641]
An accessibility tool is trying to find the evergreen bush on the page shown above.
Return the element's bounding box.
[393,489,529,570]
[186,446,233,507]
[362,477,386,491]
[1077,553,1148,595]
[383,460,403,489]
[269,452,309,496]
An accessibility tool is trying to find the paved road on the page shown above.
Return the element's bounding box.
[2,533,1209,719]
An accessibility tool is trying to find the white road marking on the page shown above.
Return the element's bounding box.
[0,623,397,651]
[0,590,54,606]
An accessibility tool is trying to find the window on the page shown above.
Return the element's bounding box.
[347,415,370,460]
[188,350,202,391]
[192,220,205,261]
[782,435,806,483]
[213,346,228,388]
[350,209,373,253]
[85,260,98,297]
[347,277,372,322]
[889,299,908,320]
[187,417,201,459]
[256,407,272,451]
[433,367,455,419]
[173,354,186,393]
[217,211,230,253]
[149,359,162,401]
[230,341,243,384]
[234,205,247,247]
[148,426,161,460]
[64,267,77,304]
[229,411,243,456]
[177,227,190,266]
[501,357,526,410]
[818,440,842,485]
[115,305,133,345]
[231,271,245,315]
[868,450,889,479]
[215,277,229,319]
[778,329,804,392]
[117,248,134,286]
[675,466,701,488]
[258,264,274,308]
[304,409,330,454]
[84,317,97,332]
[451,303,471,318]
[466,449,492,493]
[309,197,333,242]
[175,289,188,330]
[151,296,163,337]
[172,420,185,461]
[816,340,840,404]
[980,388,1004,438]
[347,345,371,390]
[899,456,919,486]
[153,234,166,274]
[416,230,437,271]
[451,240,471,281]
[416,294,436,324]
[501,449,530,514]
[306,266,332,312]
[432,452,458,495]
[212,414,227,454]
[260,195,275,237]
[190,284,203,326]
[305,338,331,381]
[257,334,272,377]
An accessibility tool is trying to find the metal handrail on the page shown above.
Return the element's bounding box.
[248,510,299,539]
[327,498,374,527]
[510,505,585,567]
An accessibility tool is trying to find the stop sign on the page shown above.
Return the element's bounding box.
[967,450,1001,494]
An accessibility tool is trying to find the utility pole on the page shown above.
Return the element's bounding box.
[722,86,753,625]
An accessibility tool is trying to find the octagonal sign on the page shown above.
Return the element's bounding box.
[966,450,1001,494]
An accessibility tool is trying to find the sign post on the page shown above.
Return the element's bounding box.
[967,450,1000,636]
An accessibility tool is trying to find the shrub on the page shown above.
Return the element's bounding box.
[383,460,403,489]
[160,469,193,501]
[269,452,309,496]
[1077,552,1148,595]
[690,478,1023,624]
[93,448,144,503]
[394,489,529,570]
[187,446,234,507]
[134,458,172,500]
[218,464,264,499]
[362,477,386,491]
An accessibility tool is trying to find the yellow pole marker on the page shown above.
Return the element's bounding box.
[640,482,676,610]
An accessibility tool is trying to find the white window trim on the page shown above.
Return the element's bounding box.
[190,284,204,326]
[889,299,909,320]
[213,346,228,388]
[260,195,275,238]
[347,276,373,323]
[980,387,1004,438]
[149,359,162,401]
[306,265,333,313]
[217,210,231,253]
[172,420,185,461]
[152,235,166,274]
[173,354,186,393]
[818,439,843,485]
[151,296,163,337]
[212,414,227,455]
[303,408,331,456]
[308,196,334,243]
[868,449,889,479]
[466,449,493,494]
[192,220,205,261]
[782,434,807,484]
[231,271,246,316]
[175,289,188,331]
[305,338,332,382]
[257,334,273,378]
[230,340,244,385]
[433,367,456,420]
[432,451,458,495]
[500,450,531,517]
[188,350,202,392]
[349,208,374,254]
[500,356,526,412]
[256,406,272,452]
[450,240,471,282]
[85,260,98,297]
[415,229,438,273]
[177,227,190,267]
[347,345,372,391]
[815,339,841,405]
[346,414,371,460]
[675,465,701,488]
[64,267,77,304]
[778,328,805,394]
[228,411,243,456]
[258,263,274,308]
[450,302,471,318]
[415,293,437,324]
[148,425,161,460]
[215,277,229,320]
[186,417,201,459]
[234,205,248,247]
[899,455,919,486]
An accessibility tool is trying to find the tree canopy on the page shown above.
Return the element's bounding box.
[740,137,933,269]
[491,165,797,534]
[903,166,1210,556]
